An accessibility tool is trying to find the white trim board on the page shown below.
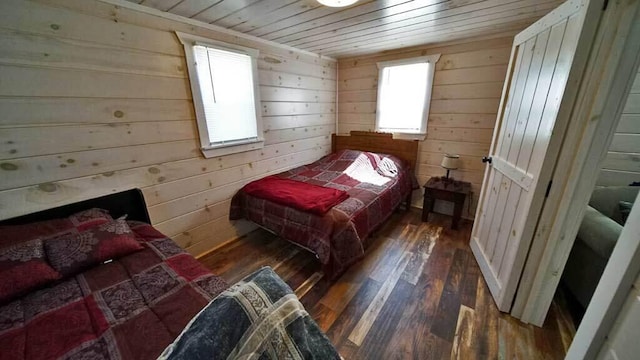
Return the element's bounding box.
[96,0,336,63]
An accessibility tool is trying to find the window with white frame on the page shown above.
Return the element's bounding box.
[177,32,264,158]
[375,54,440,140]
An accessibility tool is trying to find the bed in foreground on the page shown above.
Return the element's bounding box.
[230,132,419,279]
[0,190,339,360]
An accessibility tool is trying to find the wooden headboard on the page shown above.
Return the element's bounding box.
[332,131,419,171]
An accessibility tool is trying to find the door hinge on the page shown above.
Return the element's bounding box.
[545,180,553,198]
[603,0,609,10]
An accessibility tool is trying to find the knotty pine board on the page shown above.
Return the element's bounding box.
[0,98,196,125]
[0,0,336,258]
[24,0,337,66]
[597,72,640,186]
[337,37,512,218]
[0,28,188,78]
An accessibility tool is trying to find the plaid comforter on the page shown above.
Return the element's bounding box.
[159,267,340,360]
[230,150,415,279]
[0,222,228,360]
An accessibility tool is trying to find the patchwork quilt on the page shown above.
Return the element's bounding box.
[159,267,340,360]
[230,149,415,279]
[0,221,228,360]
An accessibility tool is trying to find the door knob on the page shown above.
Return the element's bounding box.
[482,156,492,164]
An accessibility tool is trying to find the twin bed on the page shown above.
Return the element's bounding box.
[0,190,230,359]
[0,190,340,360]
[0,132,418,359]
[231,132,419,279]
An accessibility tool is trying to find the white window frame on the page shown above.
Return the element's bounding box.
[176,32,264,158]
[375,54,440,140]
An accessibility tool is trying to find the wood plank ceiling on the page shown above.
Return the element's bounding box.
[127,0,565,58]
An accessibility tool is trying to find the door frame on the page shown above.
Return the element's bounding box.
[510,0,640,326]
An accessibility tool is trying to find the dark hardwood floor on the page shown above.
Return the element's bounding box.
[199,209,575,359]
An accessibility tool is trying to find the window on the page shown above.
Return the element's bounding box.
[375,54,440,140]
[177,32,263,158]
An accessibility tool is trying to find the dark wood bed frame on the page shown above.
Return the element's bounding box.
[0,189,151,225]
[332,131,419,172]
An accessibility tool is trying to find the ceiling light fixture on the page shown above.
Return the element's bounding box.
[317,0,359,7]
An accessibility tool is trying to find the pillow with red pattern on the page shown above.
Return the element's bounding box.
[0,208,113,248]
[0,239,62,304]
[67,208,114,231]
[44,218,143,277]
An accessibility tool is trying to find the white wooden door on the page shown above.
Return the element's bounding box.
[470,0,603,311]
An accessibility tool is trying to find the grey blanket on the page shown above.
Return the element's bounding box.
[159,267,341,360]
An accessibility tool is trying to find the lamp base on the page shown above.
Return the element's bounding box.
[437,175,458,188]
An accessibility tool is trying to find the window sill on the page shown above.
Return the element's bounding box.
[389,132,426,141]
[201,139,264,158]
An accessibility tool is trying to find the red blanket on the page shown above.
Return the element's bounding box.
[242,176,349,215]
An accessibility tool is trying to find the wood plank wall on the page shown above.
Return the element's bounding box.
[596,266,640,359]
[0,0,336,257]
[597,70,640,186]
[337,37,513,217]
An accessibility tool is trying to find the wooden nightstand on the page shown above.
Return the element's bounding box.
[422,177,471,230]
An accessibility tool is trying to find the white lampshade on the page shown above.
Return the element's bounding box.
[441,154,460,170]
[317,0,358,7]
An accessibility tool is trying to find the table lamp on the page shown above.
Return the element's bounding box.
[441,154,460,181]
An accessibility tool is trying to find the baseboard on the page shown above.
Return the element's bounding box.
[195,234,245,260]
